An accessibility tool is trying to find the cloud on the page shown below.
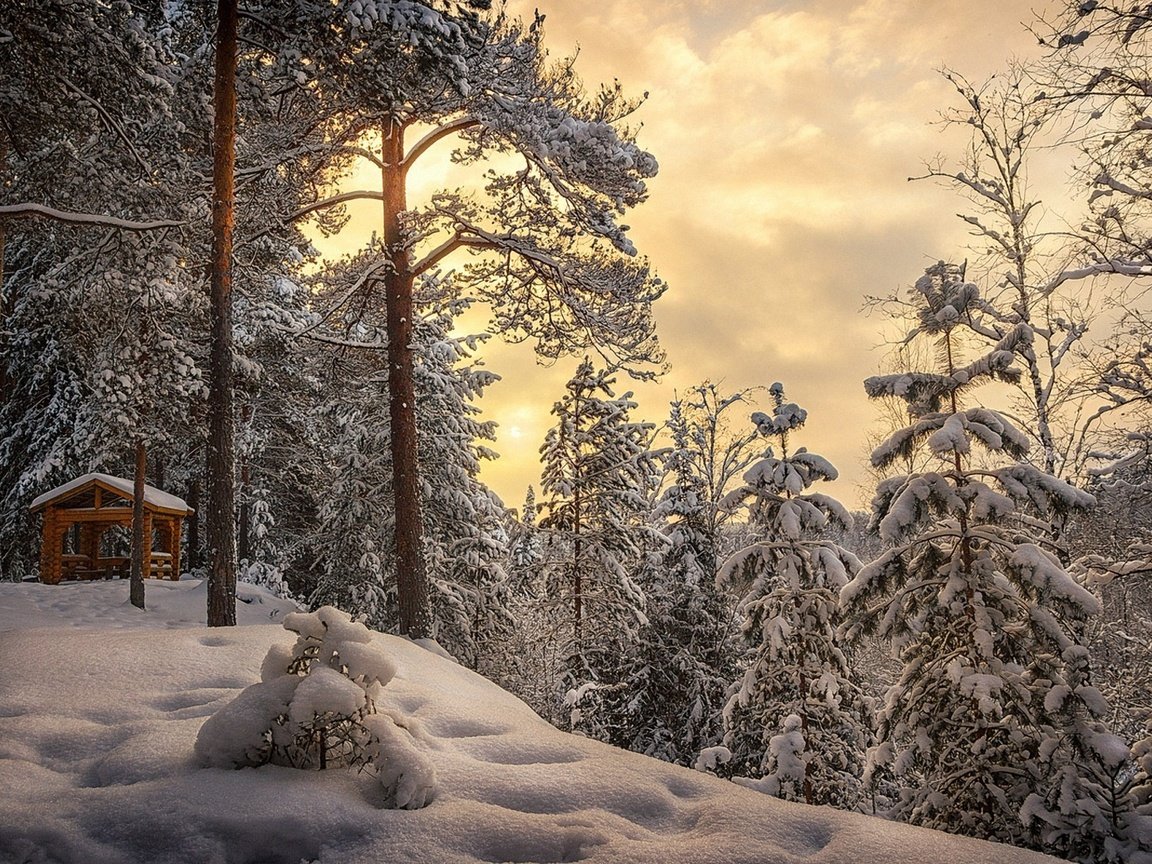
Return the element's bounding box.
[318,1,1063,508]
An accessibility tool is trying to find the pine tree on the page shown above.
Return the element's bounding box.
[717,384,870,809]
[841,263,1136,854]
[511,486,543,571]
[253,2,666,636]
[304,274,511,668]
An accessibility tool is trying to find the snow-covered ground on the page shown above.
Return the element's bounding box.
[0,579,1059,864]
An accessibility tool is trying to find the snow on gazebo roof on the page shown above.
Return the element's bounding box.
[29,472,193,514]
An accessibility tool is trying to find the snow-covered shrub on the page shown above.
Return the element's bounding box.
[194,606,436,809]
[239,558,295,603]
[1136,719,1152,820]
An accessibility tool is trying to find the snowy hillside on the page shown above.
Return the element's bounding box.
[0,580,1058,864]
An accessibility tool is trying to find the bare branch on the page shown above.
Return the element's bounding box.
[285,190,386,223]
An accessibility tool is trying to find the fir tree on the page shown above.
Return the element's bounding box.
[717,384,870,809]
[606,385,758,765]
[539,358,656,735]
[841,263,1138,855]
[511,486,542,571]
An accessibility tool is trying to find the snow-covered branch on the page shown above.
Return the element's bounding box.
[0,203,183,232]
[59,76,153,176]
[403,116,479,173]
[1044,259,1152,293]
[412,217,567,279]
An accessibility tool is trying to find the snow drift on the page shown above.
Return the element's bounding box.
[0,579,1058,863]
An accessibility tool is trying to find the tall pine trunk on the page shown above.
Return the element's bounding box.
[238,459,250,564]
[186,477,201,571]
[0,130,9,409]
[207,0,238,627]
[382,119,431,638]
[572,395,583,648]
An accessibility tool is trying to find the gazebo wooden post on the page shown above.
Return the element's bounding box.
[79,522,98,571]
[142,510,154,580]
[167,517,182,581]
[39,505,61,585]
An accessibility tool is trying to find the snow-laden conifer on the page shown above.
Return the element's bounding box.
[251,1,667,636]
[716,384,870,809]
[511,486,543,571]
[539,358,656,736]
[604,385,758,765]
[195,605,436,809]
[841,263,1144,856]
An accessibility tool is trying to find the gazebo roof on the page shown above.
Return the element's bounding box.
[29,473,193,516]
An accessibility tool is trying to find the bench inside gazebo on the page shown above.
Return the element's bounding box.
[30,473,194,585]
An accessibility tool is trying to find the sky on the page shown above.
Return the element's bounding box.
[323,0,1067,510]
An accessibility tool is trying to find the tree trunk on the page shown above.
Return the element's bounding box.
[238,404,252,565]
[238,458,250,564]
[0,130,9,406]
[130,440,146,609]
[207,0,238,627]
[0,133,7,581]
[187,477,201,571]
[382,119,431,638]
[571,392,583,647]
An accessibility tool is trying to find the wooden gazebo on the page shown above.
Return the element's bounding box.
[30,473,194,585]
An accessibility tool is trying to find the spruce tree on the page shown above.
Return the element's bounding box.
[539,358,655,735]
[841,263,1137,855]
[718,384,870,809]
[607,385,758,764]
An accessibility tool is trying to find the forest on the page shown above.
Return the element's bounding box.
[2,1,1152,862]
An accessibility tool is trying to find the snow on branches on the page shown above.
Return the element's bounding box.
[841,264,1143,856]
[714,385,870,809]
[195,606,436,809]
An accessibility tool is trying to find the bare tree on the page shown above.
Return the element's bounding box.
[907,70,1125,483]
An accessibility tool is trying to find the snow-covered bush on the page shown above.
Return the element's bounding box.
[1136,719,1152,821]
[194,606,436,809]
